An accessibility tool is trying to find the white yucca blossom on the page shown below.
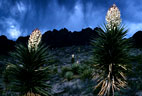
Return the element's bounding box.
[28,28,42,51]
[76,60,79,64]
[106,4,121,29]
[72,54,75,58]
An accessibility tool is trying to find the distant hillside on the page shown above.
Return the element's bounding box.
[0,35,15,55]
[132,31,142,48]
[0,27,99,55]
[0,27,142,55]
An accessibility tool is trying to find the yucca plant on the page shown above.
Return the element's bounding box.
[4,29,51,96]
[92,4,130,96]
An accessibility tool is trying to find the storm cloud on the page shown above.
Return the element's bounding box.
[0,0,141,39]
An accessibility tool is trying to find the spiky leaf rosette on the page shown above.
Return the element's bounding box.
[92,25,130,96]
[4,29,51,96]
[5,43,51,96]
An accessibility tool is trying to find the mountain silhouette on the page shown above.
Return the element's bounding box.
[132,31,142,48]
[0,35,15,55]
[0,27,141,55]
[42,27,99,47]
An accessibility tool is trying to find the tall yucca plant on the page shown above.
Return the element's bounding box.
[4,29,51,96]
[92,4,130,96]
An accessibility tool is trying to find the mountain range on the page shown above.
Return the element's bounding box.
[0,27,141,55]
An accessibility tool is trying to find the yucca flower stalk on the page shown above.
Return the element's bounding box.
[4,29,51,96]
[28,28,42,52]
[71,54,75,63]
[106,4,121,29]
[92,4,130,96]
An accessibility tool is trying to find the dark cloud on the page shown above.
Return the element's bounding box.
[0,0,141,39]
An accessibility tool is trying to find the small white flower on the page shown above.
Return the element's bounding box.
[76,60,79,64]
[72,54,75,58]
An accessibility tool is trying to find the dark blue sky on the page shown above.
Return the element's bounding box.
[0,0,141,40]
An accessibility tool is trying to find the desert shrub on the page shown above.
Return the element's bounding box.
[80,59,92,65]
[61,66,72,77]
[52,65,58,73]
[0,63,4,76]
[0,56,8,76]
[81,68,92,80]
[127,54,142,93]
[48,65,58,75]
[64,71,74,81]
[61,62,93,80]
[48,58,60,65]
[71,63,80,75]
[78,64,90,73]
[0,83,3,96]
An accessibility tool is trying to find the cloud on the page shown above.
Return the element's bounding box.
[0,0,26,39]
[65,1,84,31]
[0,0,142,40]
[125,22,142,37]
[8,28,21,39]
[2,18,21,39]
[17,2,26,13]
[122,0,142,23]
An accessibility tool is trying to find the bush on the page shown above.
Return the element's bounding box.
[78,64,89,74]
[0,84,3,96]
[48,58,60,65]
[61,63,93,80]
[81,69,92,80]
[65,71,74,81]
[52,65,58,73]
[71,63,80,75]
[128,54,142,92]
[61,66,72,77]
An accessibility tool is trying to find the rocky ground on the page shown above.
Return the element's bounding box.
[0,45,142,96]
[48,45,94,96]
[46,46,142,96]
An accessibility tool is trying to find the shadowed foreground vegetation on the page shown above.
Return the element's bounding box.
[0,45,142,95]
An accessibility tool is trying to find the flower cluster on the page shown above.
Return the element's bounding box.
[106,4,121,29]
[28,28,42,51]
